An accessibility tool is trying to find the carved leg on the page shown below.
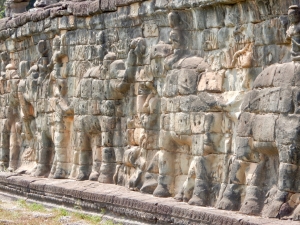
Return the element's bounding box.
[98,147,116,184]
[53,148,68,179]
[153,150,174,197]
[140,152,159,194]
[8,122,20,172]
[188,156,209,206]
[0,119,10,170]
[0,139,9,170]
[240,157,266,215]
[177,161,196,202]
[52,129,70,179]
[89,135,102,181]
[76,150,91,181]
[34,130,51,177]
[76,132,91,181]
[216,159,244,210]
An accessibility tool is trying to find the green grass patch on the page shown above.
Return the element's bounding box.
[73,211,102,224]
[17,199,46,212]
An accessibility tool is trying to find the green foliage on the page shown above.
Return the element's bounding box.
[17,199,46,212]
[55,208,69,217]
[27,203,45,212]
[73,212,102,224]
[17,199,27,207]
[0,0,5,19]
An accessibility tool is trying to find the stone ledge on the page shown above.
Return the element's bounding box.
[0,172,296,225]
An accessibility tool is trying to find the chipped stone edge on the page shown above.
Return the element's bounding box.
[0,172,293,225]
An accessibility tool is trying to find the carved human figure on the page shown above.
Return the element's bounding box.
[4,0,29,17]
[36,40,50,84]
[286,5,300,61]
[47,36,67,80]
[49,78,74,179]
[26,64,53,177]
[33,0,58,8]
[0,63,21,171]
[17,61,36,163]
[164,12,187,71]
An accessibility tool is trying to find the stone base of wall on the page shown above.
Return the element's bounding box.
[0,172,297,225]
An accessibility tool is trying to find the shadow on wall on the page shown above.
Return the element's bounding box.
[26,0,36,11]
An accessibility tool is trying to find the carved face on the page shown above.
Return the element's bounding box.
[288,10,300,24]
[169,29,183,49]
[168,11,181,28]
[0,52,9,62]
[37,40,47,55]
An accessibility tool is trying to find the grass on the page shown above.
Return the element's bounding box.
[17,199,46,212]
[0,199,117,225]
[73,212,102,224]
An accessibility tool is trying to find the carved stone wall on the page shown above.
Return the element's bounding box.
[0,0,300,220]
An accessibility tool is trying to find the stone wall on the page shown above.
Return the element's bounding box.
[0,0,299,220]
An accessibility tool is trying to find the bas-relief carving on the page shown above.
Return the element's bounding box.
[2,1,300,219]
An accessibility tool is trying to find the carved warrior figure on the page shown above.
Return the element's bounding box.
[287,5,300,61]
[0,63,21,171]
[4,0,29,17]
[48,36,67,80]
[33,0,58,8]
[17,61,35,163]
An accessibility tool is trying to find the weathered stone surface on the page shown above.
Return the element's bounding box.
[1,0,300,222]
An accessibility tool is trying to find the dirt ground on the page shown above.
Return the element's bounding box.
[0,195,119,225]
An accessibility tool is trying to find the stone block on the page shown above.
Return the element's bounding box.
[198,70,223,93]
[278,163,298,192]
[163,70,178,97]
[102,131,114,147]
[166,97,180,113]
[276,115,300,146]
[252,114,277,142]
[91,79,104,100]
[253,64,276,89]
[174,113,191,135]
[190,93,217,112]
[177,69,198,95]
[237,112,254,137]
[236,137,259,162]
[101,0,117,12]
[190,112,205,134]
[100,116,116,132]
[273,62,295,88]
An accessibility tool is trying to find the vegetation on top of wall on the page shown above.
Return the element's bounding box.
[0,0,5,19]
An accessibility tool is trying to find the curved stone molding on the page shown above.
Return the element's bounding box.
[0,0,299,221]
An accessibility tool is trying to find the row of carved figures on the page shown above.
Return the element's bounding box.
[1,7,300,216]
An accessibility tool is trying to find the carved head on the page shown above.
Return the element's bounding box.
[5,63,17,79]
[169,29,184,49]
[53,36,61,50]
[97,31,105,45]
[0,52,9,62]
[130,37,146,57]
[37,40,48,56]
[288,5,300,24]
[168,11,181,29]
